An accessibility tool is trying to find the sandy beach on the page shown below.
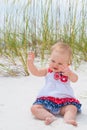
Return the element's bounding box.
[0,62,87,130]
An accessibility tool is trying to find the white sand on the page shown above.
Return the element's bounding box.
[0,62,87,130]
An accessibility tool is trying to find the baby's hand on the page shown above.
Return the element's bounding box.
[61,65,71,77]
[61,65,78,82]
[28,52,35,63]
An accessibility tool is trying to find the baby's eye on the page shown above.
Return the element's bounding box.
[51,60,55,63]
[58,63,62,65]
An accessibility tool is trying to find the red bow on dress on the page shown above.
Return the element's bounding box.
[54,72,68,82]
[48,68,68,82]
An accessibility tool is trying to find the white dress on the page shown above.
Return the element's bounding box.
[33,71,81,114]
[37,72,75,98]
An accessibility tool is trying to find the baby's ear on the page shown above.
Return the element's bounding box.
[68,63,70,66]
[68,60,72,66]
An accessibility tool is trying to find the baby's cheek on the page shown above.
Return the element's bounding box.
[49,63,52,67]
[59,66,64,71]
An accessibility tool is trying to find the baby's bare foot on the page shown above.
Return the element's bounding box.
[45,116,57,125]
[65,120,77,126]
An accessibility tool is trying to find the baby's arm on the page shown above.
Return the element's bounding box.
[67,70,78,82]
[27,52,47,76]
[62,66,78,82]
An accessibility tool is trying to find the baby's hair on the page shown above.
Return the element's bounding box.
[51,41,72,65]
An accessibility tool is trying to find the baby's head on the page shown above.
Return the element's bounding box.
[51,41,72,64]
[49,41,72,72]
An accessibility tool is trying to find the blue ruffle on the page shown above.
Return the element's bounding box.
[33,99,81,114]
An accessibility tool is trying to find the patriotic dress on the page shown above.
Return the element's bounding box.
[33,69,81,115]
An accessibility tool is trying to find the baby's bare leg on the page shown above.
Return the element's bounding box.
[31,104,57,125]
[60,105,77,126]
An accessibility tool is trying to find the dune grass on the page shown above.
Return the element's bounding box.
[0,0,87,76]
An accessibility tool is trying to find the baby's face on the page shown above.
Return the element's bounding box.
[49,51,70,73]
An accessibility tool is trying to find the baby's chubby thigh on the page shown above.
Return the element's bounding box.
[59,104,77,116]
[31,104,44,115]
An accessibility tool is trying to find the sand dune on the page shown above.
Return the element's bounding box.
[0,62,87,130]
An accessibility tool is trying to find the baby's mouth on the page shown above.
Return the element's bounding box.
[53,68,64,73]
